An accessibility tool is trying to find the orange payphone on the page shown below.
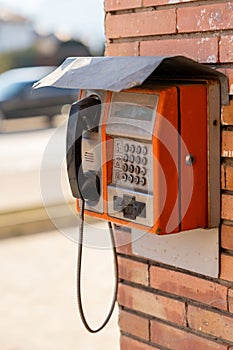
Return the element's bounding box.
[67,84,211,235]
[35,56,228,333]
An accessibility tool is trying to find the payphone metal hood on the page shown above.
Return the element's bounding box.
[34,56,229,105]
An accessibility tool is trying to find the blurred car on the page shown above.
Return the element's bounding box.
[0,66,79,124]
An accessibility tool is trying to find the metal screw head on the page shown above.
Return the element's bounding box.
[185,154,195,166]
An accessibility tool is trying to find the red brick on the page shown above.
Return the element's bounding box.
[221,194,233,221]
[119,310,149,340]
[105,42,139,56]
[218,67,233,93]
[220,35,233,63]
[222,100,233,125]
[151,320,228,350]
[143,0,196,5]
[220,254,233,282]
[105,9,176,39]
[228,287,233,313]
[222,130,233,158]
[118,283,186,325]
[221,224,233,250]
[188,305,233,342]
[140,37,218,63]
[118,256,148,285]
[220,67,233,94]
[113,228,132,255]
[105,0,142,11]
[225,164,233,191]
[221,163,233,191]
[150,266,228,310]
[120,335,160,350]
[177,3,233,33]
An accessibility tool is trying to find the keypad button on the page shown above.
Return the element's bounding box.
[122,163,128,172]
[128,164,134,173]
[134,166,140,174]
[114,171,121,181]
[141,157,147,166]
[135,156,141,164]
[129,154,135,163]
[128,175,134,183]
[134,176,140,185]
[140,177,147,186]
[114,158,121,168]
[142,147,148,155]
[129,144,135,153]
[122,173,127,181]
[115,141,123,153]
[123,154,128,162]
[135,145,141,154]
[124,143,129,152]
[141,167,146,176]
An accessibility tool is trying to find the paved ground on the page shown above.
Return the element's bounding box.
[0,119,120,349]
[0,225,120,350]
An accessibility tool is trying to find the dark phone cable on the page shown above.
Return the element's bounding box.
[76,199,119,333]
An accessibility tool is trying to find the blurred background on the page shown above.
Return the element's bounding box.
[0,0,105,73]
[0,0,120,349]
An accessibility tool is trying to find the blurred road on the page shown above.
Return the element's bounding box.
[0,118,120,349]
[0,116,72,211]
[0,226,120,350]
[0,118,72,211]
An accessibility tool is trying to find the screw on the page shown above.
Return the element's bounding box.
[185,154,195,166]
[155,227,162,234]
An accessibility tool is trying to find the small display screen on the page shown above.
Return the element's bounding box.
[110,92,158,123]
[113,104,154,121]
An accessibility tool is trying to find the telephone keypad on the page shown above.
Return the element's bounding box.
[141,167,146,176]
[141,157,147,166]
[115,140,123,153]
[114,171,122,181]
[134,166,140,174]
[128,164,134,173]
[128,175,134,183]
[122,173,127,181]
[134,176,140,185]
[142,146,148,155]
[129,155,135,163]
[123,154,128,162]
[114,157,122,168]
[129,144,135,153]
[122,163,128,172]
[113,138,151,190]
[140,177,147,186]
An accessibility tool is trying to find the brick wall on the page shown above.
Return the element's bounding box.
[105,0,233,349]
[105,0,233,86]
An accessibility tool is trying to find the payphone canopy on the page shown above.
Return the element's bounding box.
[34,55,228,105]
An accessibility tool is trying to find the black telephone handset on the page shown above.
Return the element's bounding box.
[66,94,101,203]
[66,94,118,334]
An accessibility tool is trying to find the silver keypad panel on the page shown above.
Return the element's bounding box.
[112,138,153,193]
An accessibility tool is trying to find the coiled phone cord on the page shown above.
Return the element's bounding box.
[76,199,119,333]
